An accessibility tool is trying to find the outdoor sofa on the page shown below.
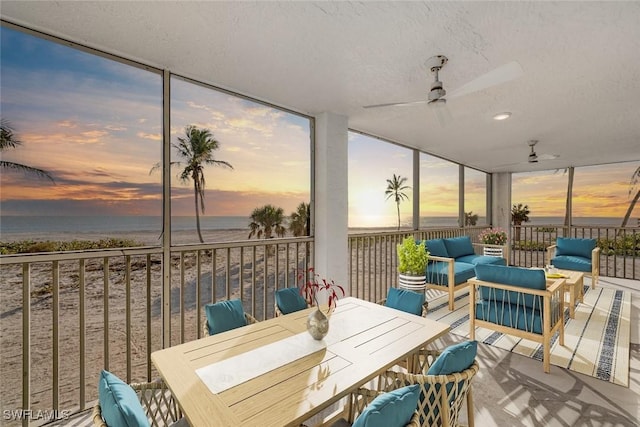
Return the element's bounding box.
[424,236,507,310]
[468,264,565,373]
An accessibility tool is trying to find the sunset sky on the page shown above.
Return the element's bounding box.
[1,26,638,228]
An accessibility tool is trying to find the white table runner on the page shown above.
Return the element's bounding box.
[196,308,396,394]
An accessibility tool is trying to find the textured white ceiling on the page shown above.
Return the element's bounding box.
[2,1,639,173]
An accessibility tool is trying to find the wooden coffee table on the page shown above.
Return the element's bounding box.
[547,269,584,318]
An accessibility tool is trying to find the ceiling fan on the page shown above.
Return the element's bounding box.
[527,140,558,163]
[363,55,524,119]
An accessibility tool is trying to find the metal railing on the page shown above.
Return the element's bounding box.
[0,237,312,426]
[511,224,639,279]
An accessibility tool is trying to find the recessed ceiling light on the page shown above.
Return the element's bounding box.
[493,112,512,121]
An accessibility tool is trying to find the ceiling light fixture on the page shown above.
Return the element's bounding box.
[493,112,511,121]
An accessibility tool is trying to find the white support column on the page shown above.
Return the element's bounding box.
[314,112,349,297]
[492,172,512,262]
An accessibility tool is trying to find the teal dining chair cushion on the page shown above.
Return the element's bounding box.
[275,287,308,314]
[98,370,150,427]
[427,340,478,375]
[205,299,247,335]
[385,287,425,316]
[352,384,420,427]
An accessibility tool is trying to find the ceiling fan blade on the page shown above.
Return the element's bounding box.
[363,100,428,109]
[537,153,559,161]
[447,61,524,100]
[430,99,453,127]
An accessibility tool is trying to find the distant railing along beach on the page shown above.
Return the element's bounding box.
[0,224,638,425]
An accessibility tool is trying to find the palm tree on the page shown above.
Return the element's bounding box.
[511,203,531,242]
[249,204,286,239]
[0,119,54,182]
[465,211,478,226]
[385,174,410,230]
[620,166,640,228]
[156,125,232,243]
[289,202,310,237]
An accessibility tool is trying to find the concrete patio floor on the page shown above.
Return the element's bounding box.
[50,277,639,427]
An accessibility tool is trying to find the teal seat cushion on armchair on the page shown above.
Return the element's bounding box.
[98,370,150,427]
[426,261,476,286]
[275,287,308,314]
[385,287,425,316]
[205,299,247,335]
[552,255,592,272]
[352,384,420,427]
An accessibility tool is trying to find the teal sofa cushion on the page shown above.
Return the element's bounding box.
[551,255,592,272]
[385,287,425,316]
[443,236,475,259]
[426,261,476,286]
[475,264,546,309]
[98,370,149,427]
[475,300,544,334]
[275,288,308,314]
[205,299,247,335]
[555,237,596,259]
[425,238,448,258]
[352,384,420,427]
[456,254,506,266]
[427,340,478,375]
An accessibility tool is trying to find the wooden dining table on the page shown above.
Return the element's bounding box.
[151,296,450,427]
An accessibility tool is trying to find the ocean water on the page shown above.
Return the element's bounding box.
[1,215,636,237]
[0,215,250,235]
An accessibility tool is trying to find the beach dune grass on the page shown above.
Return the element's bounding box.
[0,238,144,254]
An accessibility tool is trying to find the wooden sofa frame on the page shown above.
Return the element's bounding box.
[468,277,565,373]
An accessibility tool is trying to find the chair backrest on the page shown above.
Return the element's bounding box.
[378,344,479,427]
[94,371,183,427]
[204,299,248,336]
[275,287,308,315]
[384,287,426,316]
[555,237,596,259]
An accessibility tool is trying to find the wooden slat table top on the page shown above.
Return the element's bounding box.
[151,297,450,427]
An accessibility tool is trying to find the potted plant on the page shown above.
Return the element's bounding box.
[396,236,429,291]
[297,267,345,340]
[478,227,508,257]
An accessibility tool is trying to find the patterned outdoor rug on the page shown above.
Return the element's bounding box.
[425,282,631,387]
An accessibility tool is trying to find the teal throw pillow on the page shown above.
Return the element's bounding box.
[443,236,475,259]
[425,239,448,258]
[427,340,477,375]
[352,384,420,427]
[385,287,425,316]
[98,370,150,427]
[205,299,247,335]
[275,288,308,314]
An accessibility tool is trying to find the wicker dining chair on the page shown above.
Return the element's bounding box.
[202,312,258,336]
[378,348,479,427]
[92,379,186,427]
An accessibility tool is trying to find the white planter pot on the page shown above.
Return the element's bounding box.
[398,273,427,292]
[483,247,504,257]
